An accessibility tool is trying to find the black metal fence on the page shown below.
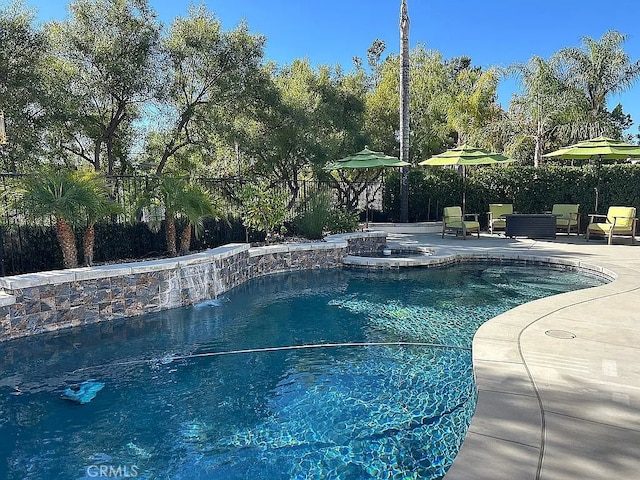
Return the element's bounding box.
[0,174,384,276]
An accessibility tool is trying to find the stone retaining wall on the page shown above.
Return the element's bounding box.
[0,232,385,342]
[1,229,610,344]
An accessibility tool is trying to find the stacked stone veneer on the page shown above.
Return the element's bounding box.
[0,231,386,342]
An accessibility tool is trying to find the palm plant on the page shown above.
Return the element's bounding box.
[18,169,95,269]
[77,171,122,266]
[156,176,186,256]
[140,176,220,256]
[178,184,221,255]
[556,30,640,137]
[507,56,578,166]
[399,0,410,222]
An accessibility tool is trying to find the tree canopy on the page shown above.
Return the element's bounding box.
[0,0,639,178]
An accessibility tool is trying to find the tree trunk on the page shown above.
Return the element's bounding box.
[285,182,300,210]
[93,139,102,171]
[83,224,95,266]
[179,222,192,256]
[155,108,196,175]
[165,213,177,256]
[399,0,410,223]
[104,100,127,175]
[106,138,114,176]
[533,119,544,168]
[56,218,78,269]
[534,137,543,168]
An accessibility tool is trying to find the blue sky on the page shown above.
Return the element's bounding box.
[22,0,640,134]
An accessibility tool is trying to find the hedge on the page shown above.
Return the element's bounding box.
[383,163,640,230]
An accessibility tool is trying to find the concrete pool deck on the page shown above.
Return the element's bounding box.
[377,228,640,480]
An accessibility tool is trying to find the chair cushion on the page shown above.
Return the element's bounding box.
[588,222,633,234]
[445,220,479,230]
[552,204,579,221]
[463,221,480,230]
[444,206,462,218]
[588,223,613,234]
[489,204,513,218]
[606,207,636,228]
[556,218,574,227]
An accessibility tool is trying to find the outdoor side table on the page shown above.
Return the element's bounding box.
[504,214,558,239]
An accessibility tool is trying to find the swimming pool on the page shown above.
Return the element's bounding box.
[0,263,606,479]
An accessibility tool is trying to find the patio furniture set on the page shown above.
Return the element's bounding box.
[442,204,637,244]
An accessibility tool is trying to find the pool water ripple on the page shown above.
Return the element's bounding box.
[0,263,605,479]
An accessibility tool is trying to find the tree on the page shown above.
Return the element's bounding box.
[312,66,368,170]
[507,56,579,166]
[557,30,640,137]
[0,1,48,171]
[78,171,122,266]
[178,184,221,255]
[364,55,401,155]
[441,61,500,147]
[365,46,455,161]
[367,39,387,70]
[149,5,266,175]
[241,60,366,207]
[46,0,161,174]
[240,60,319,207]
[17,169,101,268]
[140,175,218,256]
[399,0,410,222]
[367,38,386,87]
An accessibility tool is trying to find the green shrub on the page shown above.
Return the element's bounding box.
[383,168,462,222]
[383,163,640,232]
[238,182,289,243]
[294,190,333,239]
[326,208,360,234]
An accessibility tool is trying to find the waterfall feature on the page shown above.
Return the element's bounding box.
[211,261,224,296]
[180,262,224,305]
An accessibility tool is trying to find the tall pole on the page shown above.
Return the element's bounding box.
[399,0,410,222]
[0,112,7,145]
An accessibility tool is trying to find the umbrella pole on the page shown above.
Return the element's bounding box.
[462,166,467,215]
[596,155,602,213]
[365,180,369,230]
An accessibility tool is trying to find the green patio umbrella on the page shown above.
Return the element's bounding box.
[418,145,514,213]
[543,136,640,160]
[543,136,640,212]
[324,146,410,169]
[324,147,410,227]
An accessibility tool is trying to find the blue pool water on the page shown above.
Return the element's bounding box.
[0,263,606,479]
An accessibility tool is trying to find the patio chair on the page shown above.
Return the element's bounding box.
[552,204,580,235]
[585,206,637,245]
[442,206,480,239]
[487,203,513,235]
